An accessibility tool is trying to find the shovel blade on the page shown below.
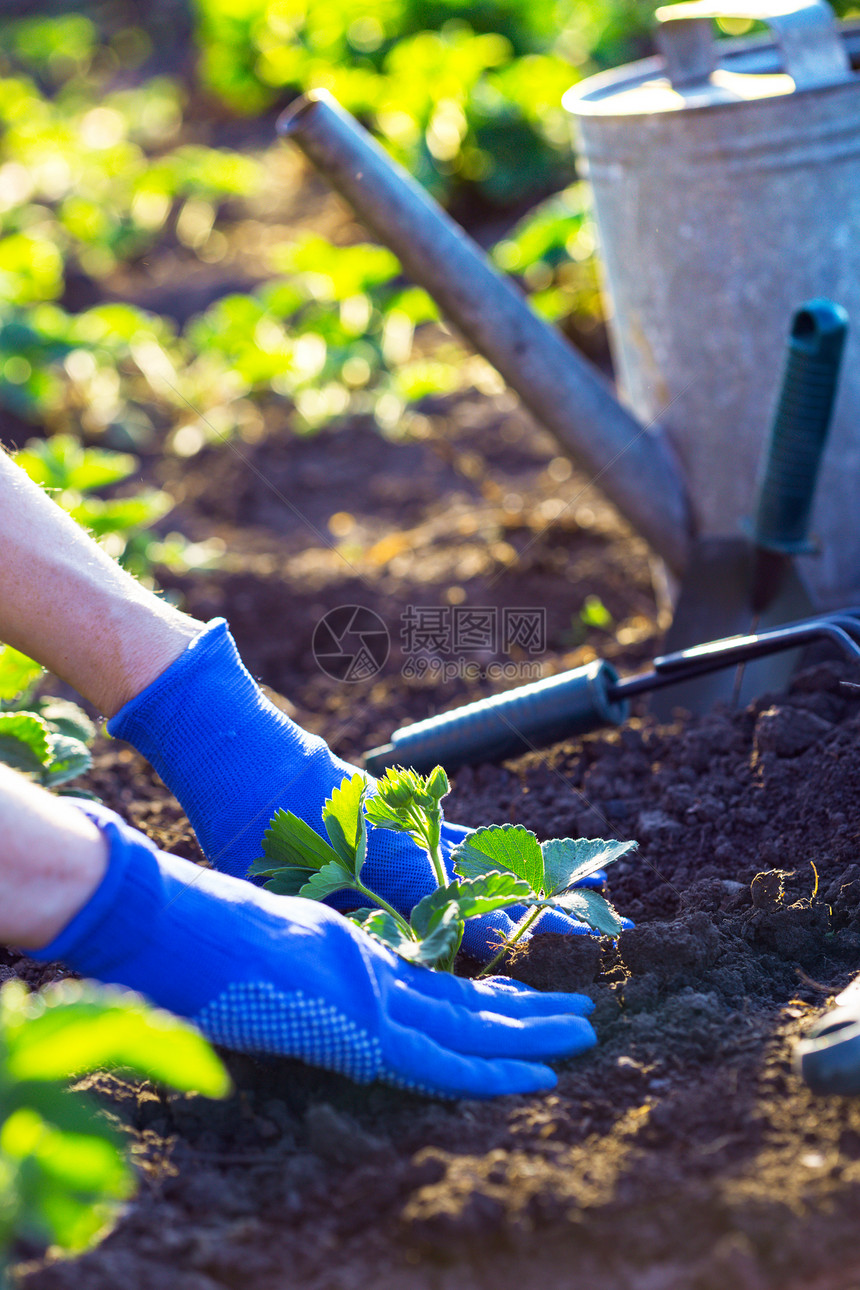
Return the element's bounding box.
[650,538,812,719]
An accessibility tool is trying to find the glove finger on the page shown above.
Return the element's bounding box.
[530,907,596,936]
[458,904,593,962]
[468,977,595,1017]
[395,961,595,1019]
[379,1020,559,1099]
[574,869,606,890]
[389,985,597,1060]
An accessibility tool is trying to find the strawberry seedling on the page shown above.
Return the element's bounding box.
[250,766,636,972]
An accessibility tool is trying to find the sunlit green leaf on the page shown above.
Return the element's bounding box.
[0,645,43,703]
[452,824,543,892]
[322,772,367,871]
[35,698,95,744]
[0,1083,119,1145]
[298,860,357,902]
[543,888,624,938]
[259,866,317,895]
[411,871,530,938]
[69,491,173,537]
[2,981,230,1097]
[259,808,342,873]
[354,909,418,956]
[411,905,463,967]
[541,837,637,897]
[43,734,91,786]
[14,436,135,493]
[0,711,52,773]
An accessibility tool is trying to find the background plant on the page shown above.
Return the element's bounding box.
[0,431,194,792]
[0,977,228,1285]
[0,2,621,464]
[250,766,635,972]
[5,3,858,467]
[191,0,658,205]
[0,643,96,797]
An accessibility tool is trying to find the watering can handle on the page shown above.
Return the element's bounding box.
[654,0,851,91]
[752,299,848,554]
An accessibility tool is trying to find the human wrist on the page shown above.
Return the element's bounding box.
[98,597,205,718]
[0,780,109,951]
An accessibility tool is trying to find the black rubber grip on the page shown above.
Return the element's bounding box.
[753,298,848,554]
[364,659,628,774]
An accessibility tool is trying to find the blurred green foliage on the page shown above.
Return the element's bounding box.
[192,0,656,204]
[14,434,174,576]
[0,4,626,461]
[12,0,854,461]
[0,978,228,1281]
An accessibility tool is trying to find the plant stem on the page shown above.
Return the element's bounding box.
[353,881,414,939]
[477,905,544,978]
[424,815,447,889]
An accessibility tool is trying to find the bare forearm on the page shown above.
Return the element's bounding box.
[0,447,203,715]
[0,765,106,948]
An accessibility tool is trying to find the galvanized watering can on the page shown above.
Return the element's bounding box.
[565,0,860,608]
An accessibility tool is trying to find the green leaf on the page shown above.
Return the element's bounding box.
[322,772,367,871]
[0,1083,120,1146]
[15,435,136,493]
[411,906,463,968]
[357,906,460,969]
[541,837,637,897]
[363,794,409,833]
[298,861,357,902]
[260,808,343,873]
[345,907,381,924]
[260,867,317,896]
[545,888,625,938]
[354,791,369,876]
[411,872,531,938]
[452,824,544,892]
[43,735,92,787]
[355,910,418,957]
[35,699,95,744]
[0,645,43,703]
[0,712,52,773]
[69,491,173,538]
[2,981,229,1097]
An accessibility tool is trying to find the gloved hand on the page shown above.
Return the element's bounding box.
[28,804,597,1099]
[107,619,612,961]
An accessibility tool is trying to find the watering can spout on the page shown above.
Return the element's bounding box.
[278,90,693,575]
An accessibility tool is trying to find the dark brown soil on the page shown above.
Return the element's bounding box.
[9,156,860,1290]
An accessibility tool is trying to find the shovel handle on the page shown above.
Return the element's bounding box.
[753,299,848,555]
[364,660,628,774]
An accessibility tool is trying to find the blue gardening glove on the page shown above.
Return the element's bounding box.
[107,619,613,962]
[28,805,597,1099]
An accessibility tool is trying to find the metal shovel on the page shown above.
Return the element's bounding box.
[651,299,848,718]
